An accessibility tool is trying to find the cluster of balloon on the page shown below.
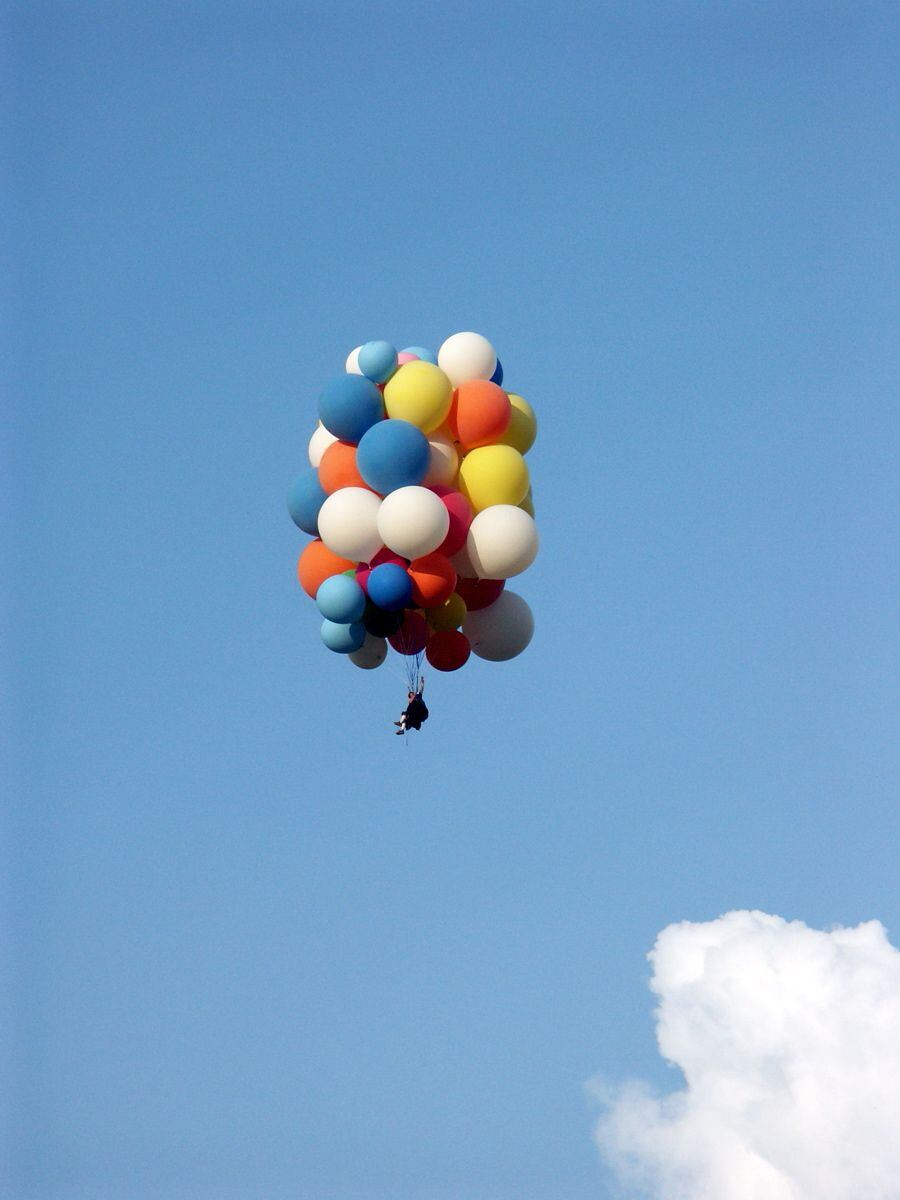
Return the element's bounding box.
[287,332,538,683]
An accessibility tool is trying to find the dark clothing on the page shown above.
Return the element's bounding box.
[404,695,428,730]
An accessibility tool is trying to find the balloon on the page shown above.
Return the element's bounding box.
[423,433,459,487]
[316,487,383,563]
[318,375,384,443]
[349,632,387,669]
[383,361,453,433]
[377,485,450,560]
[448,539,478,578]
[297,539,355,598]
[429,485,474,556]
[357,340,398,384]
[455,576,505,611]
[345,346,363,374]
[498,393,537,454]
[321,618,366,654]
[287,468,328,535]
[426,629,470,671]
[356,548,407,593]
[447,380,511,449]
[316,574,367,623]
[364,603,404,637]
[463,590,534,661]
[437,331,497,386]
[490,358,504,386]
[457,444,530,511]
[308,422,339,468]
[519,489,535,517]
[465,505,538,579]
[318,441,370,493]
[367,562,413,611]
[400,346,437,364]
[356,419,430,494]
[426,592,467,631]
[388,610,428,655]
[408,552,457,607]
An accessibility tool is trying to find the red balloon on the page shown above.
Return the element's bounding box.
[426,630,471,672]
[408,553,457,607]
[388,610,428,655]
[356,547,407,593]
[429,485,474,556]
[455,577,505,611]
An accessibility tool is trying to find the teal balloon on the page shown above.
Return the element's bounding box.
[316,575,366,623]
[320,619,366,654]
[318,375,384,443]
[358,340,398,383]
[286,468,327,535]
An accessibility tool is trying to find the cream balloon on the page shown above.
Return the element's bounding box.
[463,590,534,661]
[465,505,539,579]
[316,486,383,563]
[423,433,459,487]
[349,632,387,669]
[437,331,497,386]
[345,346,363,374]
[308,422,339,468]
[377,485,449,560]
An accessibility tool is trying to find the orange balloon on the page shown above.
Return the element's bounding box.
[318,441,370,494]
[408,552,457,608]
[297,539,355,598]
[446,380,511,450]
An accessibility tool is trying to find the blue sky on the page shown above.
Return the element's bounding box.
[6,3,899,1198]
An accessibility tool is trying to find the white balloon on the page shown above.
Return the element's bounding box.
[308,422,338,468]
[437,331,497,386]
[466,505,538,579]
[345,346,363,374]
[463,590,534,661]
[377,485,449,560]
[349,632,387,670]
[423,433,459,487]
[317,487,383,563]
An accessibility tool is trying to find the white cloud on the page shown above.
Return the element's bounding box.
[592,911,900,1200]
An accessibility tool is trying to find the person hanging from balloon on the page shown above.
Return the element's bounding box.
[394,676,428,735]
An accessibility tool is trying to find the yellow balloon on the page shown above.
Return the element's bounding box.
[426,592,467,631]
[498,393,537,454]
[519,488,535,517]
[457,445,530,512]
[383,361,453,433]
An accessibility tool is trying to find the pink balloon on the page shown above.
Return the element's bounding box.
[429,485,474,556]
[397,351,419,365]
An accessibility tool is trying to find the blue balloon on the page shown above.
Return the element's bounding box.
[286,468,328,535]
[490,357,504,386]
[320,618,366,654]
[356,419,430,494]
[318,375,384,443]
[316,574,367,623]
[358,340,398,384]
[400,345,438,364]
[367,562,412,612]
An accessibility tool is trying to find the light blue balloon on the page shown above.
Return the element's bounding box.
[316,574,366,623]
[400,345,437,365]
[356,418,430,494]
[320,618,366,654]
[358,340,398,384]
[286,468,328,535]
